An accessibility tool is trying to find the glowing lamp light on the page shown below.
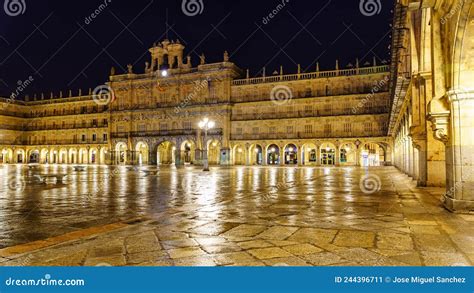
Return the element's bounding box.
[288,147,294,152]
[254,148,259,153]
[238,148,243,153]
[270,147,276,153]
[161,70,168,77]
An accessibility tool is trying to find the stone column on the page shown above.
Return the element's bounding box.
[262,146,267,166]
[148,150,157,165]
[335,145,340,166]
[413,139,428,187]
[175,148,183,166]
[279,145,285,166]
[443,90,474,212]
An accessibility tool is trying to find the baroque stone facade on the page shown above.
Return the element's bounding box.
[0,39,391,169]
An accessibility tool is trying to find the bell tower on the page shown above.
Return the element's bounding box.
[148,39,186,72]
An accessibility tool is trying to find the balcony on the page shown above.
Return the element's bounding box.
[111,128,223,139]
[231,130,387,140]
[232,65,390,86]
[231,107,389,121]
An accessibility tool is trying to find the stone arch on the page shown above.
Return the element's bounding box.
[59,148,68,164]
[180,139,196,165]
[249,143,263,165]
[266,144,280,165]
[232,143,247,165]
[14,149,25,164]
[360,142,386,167]
[40,148,49,164]
[207,139,221,165]
[0,148,13,164]
[283,143,298,165]
[79,148,89,164]
[320,142,336,166]
[157,140,176,165]
[89,147,99,164]
[301,143,318,165]
[339,142,357,165]
[135,141,149,165]
[69,148,78,164]
[29,149,40,163]
[99,147,108,165]
[115,142,128,165]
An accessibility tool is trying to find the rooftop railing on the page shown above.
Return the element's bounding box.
[232,65,390,86]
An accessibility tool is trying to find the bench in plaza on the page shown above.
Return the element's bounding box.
[73,166,86,172]
[141,170,158,176]
[34,174,68,184]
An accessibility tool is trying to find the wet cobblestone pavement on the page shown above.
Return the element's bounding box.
[0,165,473,266]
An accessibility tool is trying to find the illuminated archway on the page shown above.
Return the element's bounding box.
[180,140,196,164]
[267,144,280,165]
[283,143,298,165]
[360,143,385,167]
[249,144,263,165]
[135,142,149,165]
[89,147,99,164]
[0,148,13,164]
[69,148,77,164]
[207,139,221,165]
[157,141,175,165]
[320,143,336,166]
[59,148,68,164]
[232,144,246,165]
[115,142,128,164]
[301,143,317,165]
[339,143,357,165]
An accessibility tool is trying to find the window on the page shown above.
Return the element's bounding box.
[344,123,352,133]
[82,120,86,128]
[92,134,97,142]
[304,125,312,134]
[364,122,373,132]
[324,124,331,135]
[81,134,86,142]
[138,124,146,132]
[92,119,98,127]
[304,105,312,115]
[103,119,108,126]
[103,133,108,142]
[183,122,192,130]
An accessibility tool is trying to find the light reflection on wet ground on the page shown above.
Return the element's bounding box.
[1,164,474,266]
[1,164,372,248]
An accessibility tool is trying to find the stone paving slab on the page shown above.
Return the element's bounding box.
[0,166,473,267]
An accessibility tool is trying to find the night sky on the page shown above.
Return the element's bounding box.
[0,0,393,98]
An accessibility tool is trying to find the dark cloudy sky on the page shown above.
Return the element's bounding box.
[0,0,393,97]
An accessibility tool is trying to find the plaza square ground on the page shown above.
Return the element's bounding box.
[0,165,473,266]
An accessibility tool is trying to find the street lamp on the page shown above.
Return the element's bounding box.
[198,118,215,172]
